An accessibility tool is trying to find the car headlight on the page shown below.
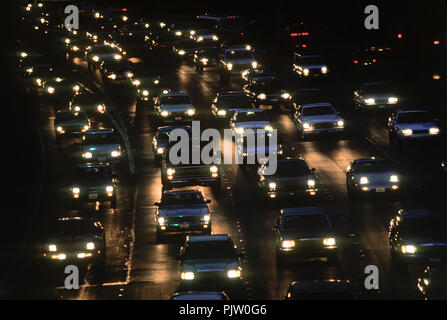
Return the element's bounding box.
[161,110,169,117]
[108,74,117,80]
[114,54,122,60]
[203,214,211,222]
[258,93,267,100]
[303,68,310,75]
[65,38,70,44]
[282,240,295,248]
[323,238,336,246]
[281,92,291,99]
[56,126,63,132]
[97,104,105,112]
[251,61,258,68]
[167,168,175,176]
[186,109,195,116]
[92,56,99,62]
[226,63,233,70]
[303,123,313,130]
[388,97,398,104]
[133,80,141,86]
[212,35,219,41]
[158,217,165,225]
[49,244,57,252]
[175,31,182,36]
[390,175,399,183]
[401,245,417,254]
[201,58,208,64]
[235,127,244,134]
[47,87,55,94]
[72,187,80,194]
[337,120,344,127]
[321,66,328,73]
[429,127,440,135]
[359,177,369,185]
[126,72,134,78]
[401,129,413,136]
[364,98,375,105]
[71,46,79,51]
[36,78,42,86]
[83,152,92,159]
[210,165,218,173]
[157,147,164,154]
[227,269,241,278]
[181,272,195,280]
[178,50,186,55]
[73,85,80,92]
[111,150,120,157]
[264,125,273,132]
[20,52,28,58]
[197,36,203,42]
[190,30,196,35]
[83,125,89,131]
[217,109,227,116]
[307,179,316,187]
[269,182,276,190]
[142,90,149,96]
[86,242,95,250]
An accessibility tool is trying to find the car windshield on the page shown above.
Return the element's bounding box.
[237,111,268,122]
[48,220,96,239]
[253,79,281,91]
[76,166,111,182]
[161,192,204,205]
[290,291,355,300]
[226,50,253,60]
[362,84,387,93]
[184,241,236,259]
[84,132,118,145]
[401,216,447,238]
[158,127,191,144]
[282,214,329,230]
[218,95,251,108]
[396,112,433,123]
[302,106,335,116]
[302,57,324,65]
[160,95,191,105]
[57,112,87,122]
[353,160,395,173]
[275,162,310,177]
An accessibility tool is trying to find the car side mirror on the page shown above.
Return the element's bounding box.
[205,199,211,204]
[154,202,161,206]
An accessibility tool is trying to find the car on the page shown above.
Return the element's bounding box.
[193,47,220,72]
[173,39,199,58]
[292,53,329,78]
[284,280,357,300]
[274,207,339,265]
[219,47,258,81]
[85,44,122,70]
[241,67,275,83]
[211,91,255,119]
[54,110,90,143]
[69,93,106,115]
[154,190,212,241]
[346,157,401,198]
[354,82,399,109]
[152,125,192,161]
[71,163,118,208]
[258,159,318,199]
[236,131,284,166]
[243,76,292,110]
[24,64,56,93]
[289,88,327,117]
[131,75,167,102]
[352,47,393,69]
[171,291,229,300]
[389,209,447,267]
[292,103,345,139]
[147,32,175,51]
[80,129,122,163]
[161,140,221,192]
[177,234,243,284]
[66,37,92,58]
[191,29,220,46]
[387,109,441,146]
[100,60,135,84]
[169,21,198,39]
[416,264,447,300]
[41,75,81,101]
[230,109,273,138]
[41,217,105,267]
[282,22,311,50]
[154,92,196,123]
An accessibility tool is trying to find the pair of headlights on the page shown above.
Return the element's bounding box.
[49,242,95,252]
[158,214,210,226]
[72,186,113,194]
[282,237,336,249]
[181,269,240,280]
[400,128,439,136]
[359,175,398,185]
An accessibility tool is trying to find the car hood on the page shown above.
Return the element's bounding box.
[402,236,447,245]
[81,144,120,153]
[353,172,398,183]
[280,229,329,240]
[302,64,326,69]
[236,121,271,130]
[301,114,341,123]
[159,204,209,218]
[396,122,437,131]
[160,104,194,112]
[182,258,238,272]
[74,179,113,188]
[226,58,255,65]
[362,93,396,99]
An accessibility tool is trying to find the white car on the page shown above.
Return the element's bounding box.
[154,92,196,123]
[354,82,399,109]
[230,109,273,137]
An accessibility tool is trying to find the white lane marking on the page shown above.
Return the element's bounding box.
[125,187,138,284]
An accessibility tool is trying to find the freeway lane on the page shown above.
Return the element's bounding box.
[7,5,447,300]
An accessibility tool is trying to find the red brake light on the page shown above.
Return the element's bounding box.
[397,34,403,39]
[122,8,127,11]
[290,33,298,37]
[434,40,440,45]
[372,59,376,63]
[302,32,309,36]
[353,60,358,64]
[301,44,307,48]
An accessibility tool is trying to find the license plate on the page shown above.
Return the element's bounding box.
[88,193,98,200]
[175,117,182,120]
[378,105,386,108]
[429,258,441,263]
[376,188,386,193]
[313,74,319,77]
[271,99,279,102]
[180,224,190,229]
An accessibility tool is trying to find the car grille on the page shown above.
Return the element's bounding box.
[168,216,202,224]
[174,166,212,178]
[413,130,429,134]
[313,122,334,129]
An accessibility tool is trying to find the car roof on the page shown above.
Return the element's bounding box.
[219,91,247,96]
[77,163,109,169]
[236,108,264,113]
[56,109,87,115]
[187,234,230,243]
[395,108,429,114]
[399,209,446,219]
[163,189,202,196]
[281,207,327,216]
[160,92,188,97]
[57,216,92,223]
[301,103,333,108]
[172,292,225,300]
[352,157,390,165]
[84,129,115,135]
[224,48,251,52]
[157,125,191,132]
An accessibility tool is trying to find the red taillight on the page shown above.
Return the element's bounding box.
[372,59,376,63]
[301,44,307,48]
[241,33,244,36]
[353,60,358,64]
[397,34,403,39]
[122,8,127,11]
[302,32,309,36]
[434,40,440,45]
[290,33,298,37]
